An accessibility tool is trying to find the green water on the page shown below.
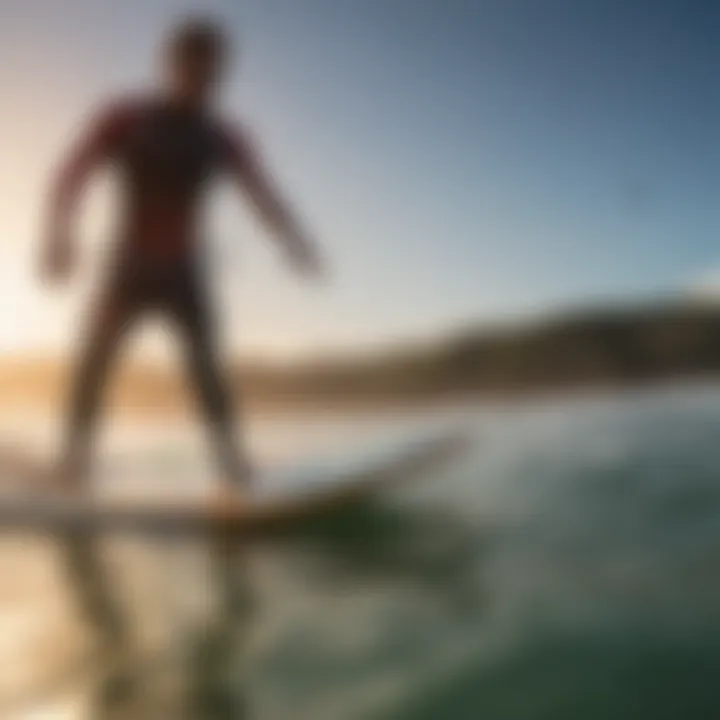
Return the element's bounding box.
[1,386,720,718]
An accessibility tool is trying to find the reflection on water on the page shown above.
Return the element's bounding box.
[1,388,720,718]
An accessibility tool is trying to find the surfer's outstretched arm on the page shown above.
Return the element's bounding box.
[40,102,130,282]
[223,127,324,278]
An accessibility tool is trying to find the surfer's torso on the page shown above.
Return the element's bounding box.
[92,95,243,263]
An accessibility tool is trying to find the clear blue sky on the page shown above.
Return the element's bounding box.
[0,0,719,359]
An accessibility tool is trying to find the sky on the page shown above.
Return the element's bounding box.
[0,0,719,361]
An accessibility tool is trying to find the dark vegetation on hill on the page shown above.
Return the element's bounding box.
[240,301,720,402]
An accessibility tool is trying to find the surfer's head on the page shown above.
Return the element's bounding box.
[164,17,231,107]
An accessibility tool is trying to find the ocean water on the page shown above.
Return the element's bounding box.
[1,385,720,718]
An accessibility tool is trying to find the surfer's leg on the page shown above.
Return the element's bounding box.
[61,287,136,487]
[169,272,251,490]
[186,328,251,490]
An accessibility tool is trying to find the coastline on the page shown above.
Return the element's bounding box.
[2,373,720,423]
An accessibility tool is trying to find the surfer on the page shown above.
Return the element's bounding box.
[38,18,324,497]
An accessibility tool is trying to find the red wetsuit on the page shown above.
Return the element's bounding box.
[54,95,250,484]
[57,94,246,263]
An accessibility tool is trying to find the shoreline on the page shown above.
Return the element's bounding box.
[3,374,720,422]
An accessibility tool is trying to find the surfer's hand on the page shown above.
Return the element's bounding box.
[286,237,325,282]
[39,233,75,285]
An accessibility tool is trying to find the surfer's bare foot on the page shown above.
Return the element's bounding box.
[217,447,254,489]
[50,457,91,498]
[208,484,251,513]
[234,458,255,490]
[211,459,254,504]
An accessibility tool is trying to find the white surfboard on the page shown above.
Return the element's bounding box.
[0,427,468,535]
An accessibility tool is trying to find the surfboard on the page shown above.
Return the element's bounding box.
[0,427,468,536]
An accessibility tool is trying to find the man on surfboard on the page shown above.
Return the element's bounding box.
[38,18,324,497]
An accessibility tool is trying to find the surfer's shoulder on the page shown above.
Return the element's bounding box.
[95,91,160,127]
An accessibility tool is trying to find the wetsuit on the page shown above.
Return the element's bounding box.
[52,95,250,485]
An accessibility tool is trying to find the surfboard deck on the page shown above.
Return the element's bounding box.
[0,429,468,536]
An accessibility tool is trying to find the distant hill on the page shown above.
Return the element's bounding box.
[2,299,720,414]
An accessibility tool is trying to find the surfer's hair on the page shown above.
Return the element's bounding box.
[167,17,229,62]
